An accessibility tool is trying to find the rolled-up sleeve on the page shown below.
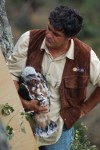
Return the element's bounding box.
[81,50,100,114]
[90,50,100,86]
[7,31,30,81]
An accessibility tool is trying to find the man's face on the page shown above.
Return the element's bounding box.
[45,23,69,50]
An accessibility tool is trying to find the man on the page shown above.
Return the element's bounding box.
[7,6,100,150]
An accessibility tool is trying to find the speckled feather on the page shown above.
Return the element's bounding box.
[18,66,57,137]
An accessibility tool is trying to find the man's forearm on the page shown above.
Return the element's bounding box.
[81,86,100,114]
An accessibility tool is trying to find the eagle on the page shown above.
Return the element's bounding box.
[18,66,57,137]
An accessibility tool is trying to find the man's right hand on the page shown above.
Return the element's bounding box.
[21,99,49,114]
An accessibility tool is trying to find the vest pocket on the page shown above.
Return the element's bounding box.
[64,76,88,100]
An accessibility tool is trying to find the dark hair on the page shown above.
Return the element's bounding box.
[48,6,83,37]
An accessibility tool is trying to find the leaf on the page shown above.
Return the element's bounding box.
[6,125,13,135]
[19,120,23,126]
[1,103,14,116]
[21,127,26,134]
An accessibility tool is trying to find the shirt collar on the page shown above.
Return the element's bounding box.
[65,39,74,60]
[41,38,47,51]
[41,38,74,60]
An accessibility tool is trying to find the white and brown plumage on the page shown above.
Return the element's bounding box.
[18,66,57,137]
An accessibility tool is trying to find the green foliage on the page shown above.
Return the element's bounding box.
[20,111,31,121]
[6,125,14,140]
[20,127,26,134]
[71,123,98,150]
[0,103,28,140]
[1,103,14,116]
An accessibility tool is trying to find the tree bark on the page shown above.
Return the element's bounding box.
[0,120,10,150]
[0,0,14,61]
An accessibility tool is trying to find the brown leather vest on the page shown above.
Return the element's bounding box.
[26,29,91,129]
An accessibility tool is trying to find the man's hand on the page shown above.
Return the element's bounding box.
[21,98,49,114]
[80,110,85,118]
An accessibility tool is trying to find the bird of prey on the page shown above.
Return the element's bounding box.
[18,66,57,137]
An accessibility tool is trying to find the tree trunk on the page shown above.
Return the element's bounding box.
[0,0,14,61]
[0,120,10,150]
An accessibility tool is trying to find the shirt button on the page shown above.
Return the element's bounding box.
[64,118,66,121]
